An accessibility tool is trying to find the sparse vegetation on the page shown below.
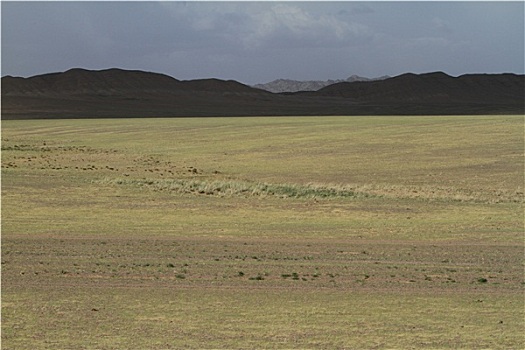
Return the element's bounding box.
[248,275,265,281]
[102,177,363,199]
[2,116,524,349]
[101,177,525,203]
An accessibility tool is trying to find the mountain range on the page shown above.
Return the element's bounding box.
[252,75,390,93]
[2,68,523,119]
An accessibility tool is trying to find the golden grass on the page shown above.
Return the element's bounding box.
[3,286,523,349]
[2,115,524,349]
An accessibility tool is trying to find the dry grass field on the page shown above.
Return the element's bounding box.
[2,115,524,349]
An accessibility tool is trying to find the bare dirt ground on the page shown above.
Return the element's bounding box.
[3,236,523,293]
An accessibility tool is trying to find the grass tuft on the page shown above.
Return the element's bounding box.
[102,178,363,199]
[100,177,523,203]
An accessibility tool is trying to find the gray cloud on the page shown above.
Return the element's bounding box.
[349,4,375,15]
[238,4,373,50]
[2,1,523,84]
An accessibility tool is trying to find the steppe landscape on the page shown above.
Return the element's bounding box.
[1,69,524,349]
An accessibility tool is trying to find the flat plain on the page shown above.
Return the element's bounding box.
[2,115,524,349]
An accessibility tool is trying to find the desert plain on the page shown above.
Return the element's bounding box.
[1,115,524,349]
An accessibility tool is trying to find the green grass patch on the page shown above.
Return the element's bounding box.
[102,177,363,199]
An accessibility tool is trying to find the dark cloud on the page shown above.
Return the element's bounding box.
[2,1,523,84]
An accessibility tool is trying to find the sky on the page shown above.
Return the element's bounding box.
[1,1,524,85]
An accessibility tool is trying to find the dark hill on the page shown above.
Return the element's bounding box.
[182,78,267,94]
[2,68,523,119]
[1,68,185,95]
[314,72,524,105]
[1,68,268,96]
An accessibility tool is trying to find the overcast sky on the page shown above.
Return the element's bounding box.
[2,1,524,84]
